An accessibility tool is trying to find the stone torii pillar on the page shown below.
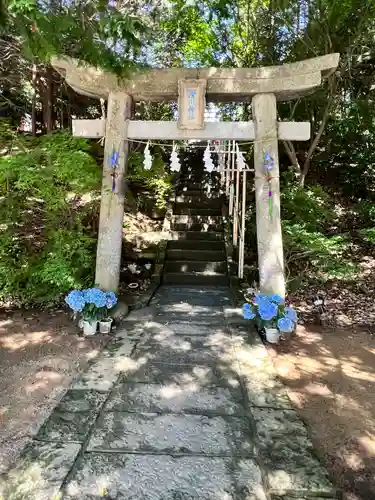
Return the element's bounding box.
[96,92,132,291]
[253,93,284,296]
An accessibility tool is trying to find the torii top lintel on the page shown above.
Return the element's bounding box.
[51,53,339,103]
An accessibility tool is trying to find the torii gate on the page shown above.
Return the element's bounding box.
[52,54,339,297]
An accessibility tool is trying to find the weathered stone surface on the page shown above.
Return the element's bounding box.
[253,93,285,296]
[135,333,236,366]
[122,305,154,322]
[271,497,335,500]
[251,408,308,437]
[87,412,253,455]
[72,339,136,391]
[72,356,120,391]
[52,53,339,102]
[229,324,263,343]
[105,381,245,415]
[111,300,129,321]
[65,453,267,499]
[36,410,95,443]
[118,361,241,388]
[155,302,224,318]
[103,338,135,358]
[57,390,107,413]
[152,286,231,307]
[258,437,334,496]
[266,465,335,497]
[243,374,293,409]
[95,92,133,291]
[0,441,80,500]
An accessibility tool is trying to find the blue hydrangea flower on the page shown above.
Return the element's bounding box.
[254,294,269,305]
[258,301,278,321]
[243,303,256,320]
[268,294,284,305]
[106,291,118,309]
[65,290,86,312]
[277,316,294,332]
[84,288,107,308]
[285,306,297,323]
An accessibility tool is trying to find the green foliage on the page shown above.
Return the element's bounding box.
[359,227,375,244]
[5,0,147,74]
[281,180,335,231]
[0,129,101,306]
[280,182,358,284]
[127,150,172,210]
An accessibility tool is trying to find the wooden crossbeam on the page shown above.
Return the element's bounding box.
[73,119,311,141]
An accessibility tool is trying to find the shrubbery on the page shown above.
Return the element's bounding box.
[0,129,101,306]
[245,175,360,289]
[281,181,358,287]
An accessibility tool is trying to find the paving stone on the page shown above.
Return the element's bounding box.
[143,319,231,337]
[87,412,254,456]
[72,340,136,391]
[36,409,96,443]
[229,324,263,344]
[105,381,245,415]
[258,436,335,496]
[0,441,80,500]
[152,286,231,307]
[251,408,308,437]
[266,465,336,498]
[72,357,120,391]
[242,372,293,409]
[102,339,136,358]
[122,305,154,322]
[135,333,237,366]
[64,453,267,499]
[271,497,336,500]
[57,390,107,413]
[118,361,241,388]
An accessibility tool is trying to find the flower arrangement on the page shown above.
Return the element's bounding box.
[65,288,118,323]
[243,292,297,333]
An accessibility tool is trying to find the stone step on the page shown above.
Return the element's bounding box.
[166,248,226,261]
[173,205,222,216]
[163,272,229,287]
[152,285,231,307]
[168,240,225,251]
[176,191,223,200]
[171,215,223,232]
[178,182,216,191]
[170,231,224,241]
[164,260,227,274]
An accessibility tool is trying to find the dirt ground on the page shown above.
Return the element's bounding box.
[267,325,375,500]
[0,310,109,473]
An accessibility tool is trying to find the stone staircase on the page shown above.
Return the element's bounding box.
[163,163,229,287]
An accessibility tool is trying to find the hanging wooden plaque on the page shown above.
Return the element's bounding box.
[178,79,206,130]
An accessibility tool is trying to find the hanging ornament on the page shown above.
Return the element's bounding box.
[264,152,274,218]
[109,150,119,193]
[143,142,152,170]
[170,143,181,172]
[204,141,214,172]
[236,143,246,171]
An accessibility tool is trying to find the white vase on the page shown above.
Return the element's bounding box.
[99,318,113,334]
[265,327,280,344]
[83,320,98,336]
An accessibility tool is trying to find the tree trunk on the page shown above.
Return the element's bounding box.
[31,64,37,136]
[43,65,54,134]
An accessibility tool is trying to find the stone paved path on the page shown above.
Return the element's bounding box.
[0,286,337,500]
